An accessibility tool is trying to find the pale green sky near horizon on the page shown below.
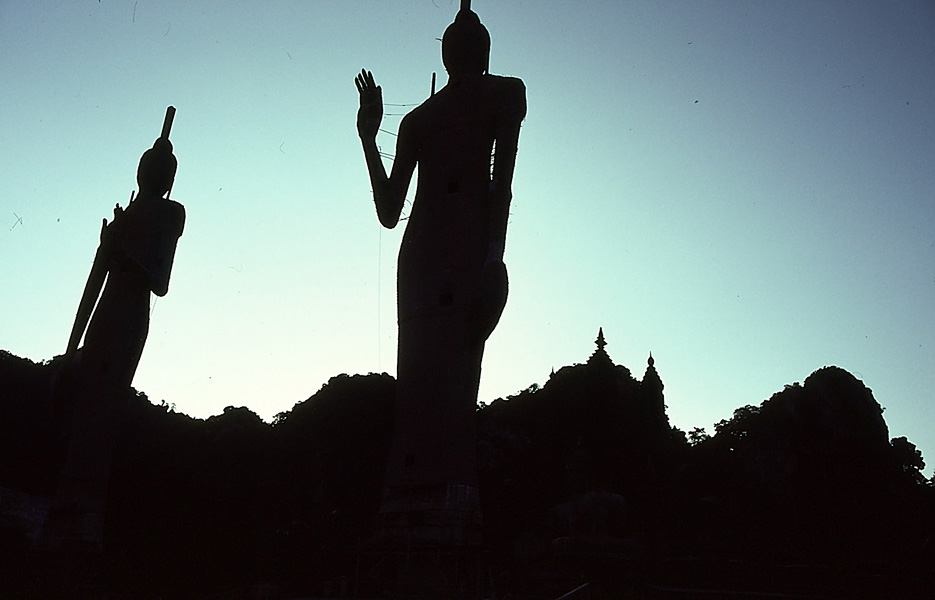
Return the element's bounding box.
[2,1,933,472]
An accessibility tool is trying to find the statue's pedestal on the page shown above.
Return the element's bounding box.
[378,482,482,547]
[367,483,484,598]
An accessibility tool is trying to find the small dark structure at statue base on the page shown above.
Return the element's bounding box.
[356,0,525,555]
[40,109,185,563]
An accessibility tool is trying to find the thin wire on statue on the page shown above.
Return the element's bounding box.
[377,226,382,370]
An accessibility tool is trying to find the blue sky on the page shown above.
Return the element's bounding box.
[2,1,933,472]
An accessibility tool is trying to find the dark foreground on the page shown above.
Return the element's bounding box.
[2,348,933,598]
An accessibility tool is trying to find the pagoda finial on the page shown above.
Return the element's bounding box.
[648,351,654,367]
[595,327,607,352]
[461,0,472,11]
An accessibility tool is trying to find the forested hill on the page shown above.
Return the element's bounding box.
[1,347,932,598]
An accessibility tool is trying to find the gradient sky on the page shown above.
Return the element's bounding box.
[2,1,933,473]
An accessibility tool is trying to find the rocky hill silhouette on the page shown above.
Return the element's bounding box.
[1,338,932,598]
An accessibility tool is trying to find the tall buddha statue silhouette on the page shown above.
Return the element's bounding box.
[356,1,525,544]
[42,108,185,553]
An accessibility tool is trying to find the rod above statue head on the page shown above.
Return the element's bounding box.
[137,106,178,199]
[158,106,177,199]
[161,106,176,141]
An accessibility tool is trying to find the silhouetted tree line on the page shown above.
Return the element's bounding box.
[1,347,933,598]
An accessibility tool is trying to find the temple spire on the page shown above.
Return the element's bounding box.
[588,327,612,366]
[595,327,607,352]
[640,350,670,432]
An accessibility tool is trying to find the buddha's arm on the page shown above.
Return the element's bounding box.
[488,80,526,261]
[356,69,415,229]
[361,116,415,229]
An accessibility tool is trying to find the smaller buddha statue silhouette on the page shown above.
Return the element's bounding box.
[42,108,185,553]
